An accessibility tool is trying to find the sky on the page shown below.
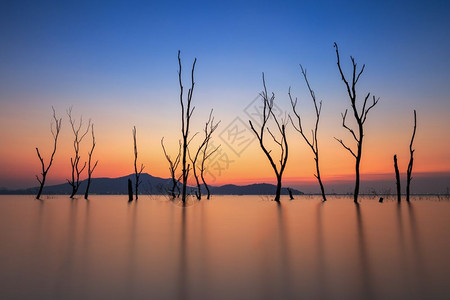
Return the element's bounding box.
[1,0,449,193]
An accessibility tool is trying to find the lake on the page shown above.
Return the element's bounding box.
[0,195,449,299]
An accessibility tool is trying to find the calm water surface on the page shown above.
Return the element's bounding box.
[0,195,449,300]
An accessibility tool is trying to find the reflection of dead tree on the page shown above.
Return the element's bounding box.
[334,43,379,203]
[132,126,144,200]
[406,110,417,202]
[161,137,182,199]
[249,73,289,202]
[84,124,98,200]
[178,50,197,204]
[35,107,62,200]
[67,108,91,198]
[289,65,326,201]
[393,154,401,202]
[189,110,220,200]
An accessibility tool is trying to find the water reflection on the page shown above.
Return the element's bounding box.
[315,201,327,300]
[54,198,78,298]
[406,201,427,298]
[126,201,138,296]
[355,203,374,300]
[178,206,188,300]
[0,196,449,300]
[276,202,292,299]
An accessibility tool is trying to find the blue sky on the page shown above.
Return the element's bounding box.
[2,0,449,103]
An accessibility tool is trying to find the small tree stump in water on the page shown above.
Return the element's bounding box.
[128,179,133,202]
[287,188,294,200]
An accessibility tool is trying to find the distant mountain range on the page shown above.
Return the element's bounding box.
[0,173,303,196]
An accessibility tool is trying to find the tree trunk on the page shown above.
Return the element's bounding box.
[205,184,211,200]
[274,176,282,202]
[354,127,363,204]
[394,154,401,202]
[70,186,77,199]
[287,188,294,200]
[128,179,133,202]
[354,155,361,204]
[182,177,187,204]
[171,178,177,198]
[315,157,326,201]
[135,179,139,201]
[36,176,46,200]
[406,110,417,202]
[84,178,91,200]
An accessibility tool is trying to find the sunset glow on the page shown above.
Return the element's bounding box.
[1,1,449,193]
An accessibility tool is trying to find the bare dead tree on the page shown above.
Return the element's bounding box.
[84,124,98,200]
[132,126,144,200]
[189,110,220,200]
[287,188,294,200]
[35,107,62,199]
[333,43,379,203]
[393,154,401,202]
[289,65,326,201]
[67,108,91,198]
[128,179,133,202]
[406,110,417,202]
[200,141,220,200]
[178,50,197,204]
[161,137,182,199]
[249,73,289,202]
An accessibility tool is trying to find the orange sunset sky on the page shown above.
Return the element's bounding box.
[1,1,450,193]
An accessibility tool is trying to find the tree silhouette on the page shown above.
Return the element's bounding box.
[406,110,417,202]
[289,65,326,201]
[161,137,182,199]
[249,73,289,202]
[199,133,221,200]
[67,108,91,198]
[35,107,62,199]
[393,154,401,202]
[178,50,197,204]
[333,43,379,203]
[132,126,144,200]
[84,124,98,200]
[189,110,220,200]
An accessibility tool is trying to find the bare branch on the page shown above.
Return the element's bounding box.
[362,95,379,124]
[334,137,357,158]
[341,110,359,142]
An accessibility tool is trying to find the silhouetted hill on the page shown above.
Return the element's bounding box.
[211,183,303,195]
[0,173,303,196]
[3,174,170,195]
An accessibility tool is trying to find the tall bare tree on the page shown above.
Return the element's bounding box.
[249,73,289,202]
[132,126,144,200]
[35,107,62,199]
[333,43,379,203]
[289,65,326,201]
[189,110,220,200]
[84,124,98,200]
[67,108,91,198]
[393,154,401,202]
[178,50,197,204]
[406,110,417,202]
[161,137,182,198]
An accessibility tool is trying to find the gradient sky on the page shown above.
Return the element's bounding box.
[1,0,449,192]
